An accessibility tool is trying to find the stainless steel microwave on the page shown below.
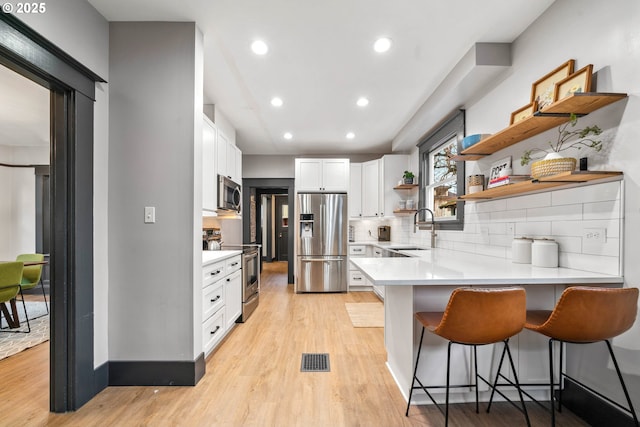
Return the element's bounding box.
[218,174,241,213]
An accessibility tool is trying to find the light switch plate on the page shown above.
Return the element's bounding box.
[144,206,156,224]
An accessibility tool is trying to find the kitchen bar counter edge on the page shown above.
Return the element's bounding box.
[349,248,622,286]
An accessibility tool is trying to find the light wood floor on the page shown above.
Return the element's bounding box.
[0,261,588,426]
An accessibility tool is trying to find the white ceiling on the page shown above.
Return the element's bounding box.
[0,65,49,147]
[3,1,556,155]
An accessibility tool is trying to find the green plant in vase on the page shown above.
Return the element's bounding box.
[403,171,415,184]
[520,113,603,178]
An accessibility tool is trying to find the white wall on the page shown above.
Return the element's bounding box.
[108,22,200,361]
[0,146,48,260]
[17,0,111,368]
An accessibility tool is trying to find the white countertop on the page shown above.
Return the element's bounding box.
[350,248,623,286]
[202,250,242,265]
[349,241,430,250]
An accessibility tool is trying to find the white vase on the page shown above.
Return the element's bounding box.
[543,152,563,160]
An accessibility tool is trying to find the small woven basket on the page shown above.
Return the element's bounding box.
[530,157,576,178]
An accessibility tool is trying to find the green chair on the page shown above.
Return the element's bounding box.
[0,261,27,332]
[16,254,48,325]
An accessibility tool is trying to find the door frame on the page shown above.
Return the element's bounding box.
[242,178,295,283]
[0,14,105,411]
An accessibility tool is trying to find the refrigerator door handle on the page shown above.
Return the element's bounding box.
[300,258,344,262]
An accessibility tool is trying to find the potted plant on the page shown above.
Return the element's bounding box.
[520,113,603,178]
[403,171,415,185]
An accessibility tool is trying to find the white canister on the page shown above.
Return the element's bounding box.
[512,237,533,264]
[532,238,559,268]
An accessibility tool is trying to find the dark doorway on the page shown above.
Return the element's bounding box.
[1,15,105,411]
[242,179,295,284]
[275,195,288,261]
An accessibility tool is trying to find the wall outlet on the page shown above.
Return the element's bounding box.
[583,227,606,243]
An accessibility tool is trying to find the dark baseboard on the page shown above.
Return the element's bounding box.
[561,378,636,427]
[108,353,206,386]
[94,361,109,395]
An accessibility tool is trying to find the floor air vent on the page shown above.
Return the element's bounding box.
[301,353,330,372]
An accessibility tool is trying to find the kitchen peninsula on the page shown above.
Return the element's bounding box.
[350,249,624,405]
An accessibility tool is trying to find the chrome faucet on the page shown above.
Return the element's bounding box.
[413,208,437,248]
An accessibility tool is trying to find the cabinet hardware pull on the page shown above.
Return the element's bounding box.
[227,278,231,282]
[211,295,220,302]
[211,270,221,276]
[211,326,220,335]
[231,262,239,266]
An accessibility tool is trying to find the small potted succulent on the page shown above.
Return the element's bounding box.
[403,170,415,185]
[520,113,602,178]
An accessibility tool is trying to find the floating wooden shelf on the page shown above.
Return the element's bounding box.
[458,93,627,159]
[393,209,418,214]
[459,171,622,200]
[393,184,419,190]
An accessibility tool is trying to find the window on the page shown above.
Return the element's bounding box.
[418,110,465,230]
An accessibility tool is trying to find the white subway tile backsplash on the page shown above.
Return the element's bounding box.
[554,236,582,254]
[560,252,620,276]
[552,181,620,206]
[583,237,620,257]
[584,200,621,220]
[372,180,625,273]
[526,204,582,222]
[515,222,551,237]
[506,192,551,210]
[476,199,507,213]
[551,221,583,237]
[491,209,527,222]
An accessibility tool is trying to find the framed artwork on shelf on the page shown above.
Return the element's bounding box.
[487,156,512,188]
[531,59,575,110]
[554,64,593,102]
[510,101,538,125]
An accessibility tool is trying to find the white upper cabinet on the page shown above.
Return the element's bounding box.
[202,116,217,212]
[216,128,242,184]
[362,159,380,217]
[349,163,362,218]
[295,158,349,192]
[350,154,409,218]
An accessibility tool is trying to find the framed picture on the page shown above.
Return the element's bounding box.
[510,101,538,125]
[530,60,575,110]
[487,156,512,188]
[554,64,593,102]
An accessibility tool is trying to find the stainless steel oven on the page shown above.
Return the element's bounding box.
[221,244,260,322]
[240,246,260,322]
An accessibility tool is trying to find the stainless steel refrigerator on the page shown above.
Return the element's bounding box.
[296,193,348,293]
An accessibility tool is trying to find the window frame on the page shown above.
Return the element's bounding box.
[417,109,466,231]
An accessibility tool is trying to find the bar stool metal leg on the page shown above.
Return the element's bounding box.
[605,340,639,427]
[473,345,479,414]
[445,341,452,426]
[405,327,426,417]
[549,338,556,426]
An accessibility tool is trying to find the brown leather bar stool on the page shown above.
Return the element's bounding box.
[525,286,639,427]
[405,287,530,426]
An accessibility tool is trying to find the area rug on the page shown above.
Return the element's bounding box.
[345,302,384,328]
[0,301,50,360]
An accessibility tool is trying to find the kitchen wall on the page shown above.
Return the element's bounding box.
[406,0,640,410]
[108,22,203,362]
[12,1,110,367]
[242,154,383,179]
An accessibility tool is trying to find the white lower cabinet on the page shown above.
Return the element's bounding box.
[348,245,372,291]
[202,254,242,357]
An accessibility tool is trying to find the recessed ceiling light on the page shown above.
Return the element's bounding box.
[271,97,283,107]
[373,37,392,53]
[346,132,355,140]
[251,40,269,55]
[284,132,293,140]
[356,97,369,107]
